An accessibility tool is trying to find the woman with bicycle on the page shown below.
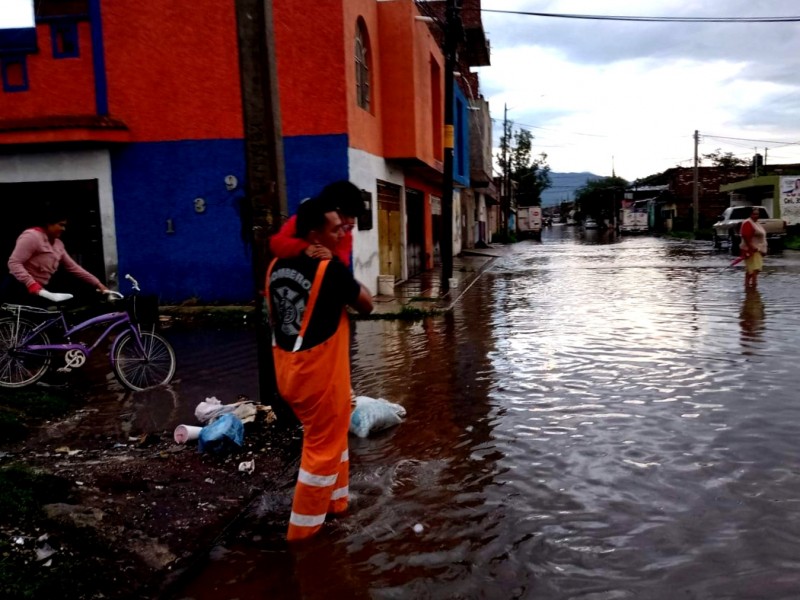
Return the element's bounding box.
[3,205,110,304]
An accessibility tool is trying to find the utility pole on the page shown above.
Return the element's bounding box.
[235,0,292,423]
[693,129,699,233]
[502,103,510,236]
[440,0,460,292]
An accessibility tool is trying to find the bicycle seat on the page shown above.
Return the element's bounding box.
[39,291,74,303]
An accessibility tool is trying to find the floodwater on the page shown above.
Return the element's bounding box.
[175,226,800,599]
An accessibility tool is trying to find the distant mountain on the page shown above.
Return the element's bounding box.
[540,171,603,207]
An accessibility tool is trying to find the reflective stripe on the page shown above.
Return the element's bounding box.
[293,335,304,352]
[297,467,337,488]
[341,449,349,462]
[290,511,326,528]
[331,485,349,500]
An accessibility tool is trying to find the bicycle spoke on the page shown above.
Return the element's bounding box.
[0,317,50,388]
[112,331,175,391]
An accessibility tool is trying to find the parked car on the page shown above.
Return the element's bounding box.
[583,218,599,230]
[712,206,786,255]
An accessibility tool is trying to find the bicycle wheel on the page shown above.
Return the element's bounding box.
[112,330,176,391]
[0,317,51,388]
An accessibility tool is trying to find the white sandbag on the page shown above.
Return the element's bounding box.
[349,396,406,438]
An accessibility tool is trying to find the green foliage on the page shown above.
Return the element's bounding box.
[497,124,551,207]
[362,305,441,321]
[703,148,748,168]
[0,408,27,444]
[575,175,629,220]
[1,388,75,421]
[664,230,695,240]
[633,170,670,187]
[785,235,800,250]
[0,465,113,600]
[0,464,72,521]
[0,388,82,445]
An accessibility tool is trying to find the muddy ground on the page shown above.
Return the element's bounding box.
[0,386,301,600]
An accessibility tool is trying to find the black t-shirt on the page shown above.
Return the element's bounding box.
[269,256,360,351]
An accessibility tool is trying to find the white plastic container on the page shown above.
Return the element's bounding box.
[174,425,203,444]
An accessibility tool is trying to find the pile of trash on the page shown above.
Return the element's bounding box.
[174,393,406,454]
[173,397,276,456]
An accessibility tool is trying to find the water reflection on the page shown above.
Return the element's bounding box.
[172,233,800,599]
[739,289,766,350]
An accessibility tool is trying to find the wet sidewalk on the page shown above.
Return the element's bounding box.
[160,246,505,319]
[370,246,505,315]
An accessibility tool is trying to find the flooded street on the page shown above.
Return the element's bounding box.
[178,226,800,599]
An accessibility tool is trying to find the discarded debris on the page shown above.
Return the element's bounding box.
[55,446,83,456]
[36,543,57,562]
[173,424,203,444]
[197,413,244,454]
[194,396,274,426]
[238,460,255,475]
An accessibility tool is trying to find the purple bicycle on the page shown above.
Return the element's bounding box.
[0,274,176,391]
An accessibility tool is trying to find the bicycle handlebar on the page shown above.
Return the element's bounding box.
[124,274,141,292]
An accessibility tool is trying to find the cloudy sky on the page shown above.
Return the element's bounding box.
[477,0,800,181]
[2,0,34,29]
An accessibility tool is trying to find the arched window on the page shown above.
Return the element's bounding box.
[355,19,370,111]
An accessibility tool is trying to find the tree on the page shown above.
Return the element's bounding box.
[497,126,551,208]
[575,175,628,223]
[633,170,670,187]
[702,148,748,168]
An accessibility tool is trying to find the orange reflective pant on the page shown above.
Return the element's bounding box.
[269,260,352,541]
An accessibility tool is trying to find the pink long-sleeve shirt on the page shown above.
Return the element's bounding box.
[7,227,102,294]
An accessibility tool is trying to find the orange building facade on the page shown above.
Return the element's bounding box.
[1,0,487,300]
[0,0,250,301]
[275,0,453,289]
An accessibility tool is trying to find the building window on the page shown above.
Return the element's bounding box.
[51,21,80,58]
[358,189,373,231]
[1,55,29,92]
[355,19,370,111]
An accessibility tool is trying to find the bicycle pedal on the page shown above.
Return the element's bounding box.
[57,367,73,373]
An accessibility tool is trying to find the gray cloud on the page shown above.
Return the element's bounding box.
[483,0,800,79]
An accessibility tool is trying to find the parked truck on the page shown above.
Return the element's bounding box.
[619,199,649,234]
[712,205,786,255]
[517,206,543,241]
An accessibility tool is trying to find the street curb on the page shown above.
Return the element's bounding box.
[159,254,501,321]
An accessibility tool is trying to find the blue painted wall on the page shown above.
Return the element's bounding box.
[453,84,470,188]
[282,133,349,215]
[111,139,251,302]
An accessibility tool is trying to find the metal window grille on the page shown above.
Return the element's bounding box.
[355,22,370,111]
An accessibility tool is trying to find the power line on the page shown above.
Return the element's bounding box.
[514,121,609,138]
[479,9,800,23]
[703,133,800,145]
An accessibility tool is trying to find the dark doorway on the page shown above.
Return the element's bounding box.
[431,195,441,266]
[0,180,105,289]
[406,188,425,277]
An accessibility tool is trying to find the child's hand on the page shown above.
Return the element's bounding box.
[304,244,333,260]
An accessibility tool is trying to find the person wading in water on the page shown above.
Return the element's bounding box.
[266,195,373,541]
[740,207,767,290]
